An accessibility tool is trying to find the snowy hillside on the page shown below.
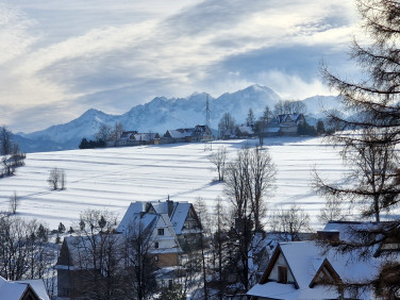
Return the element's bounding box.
[0,137,362,232]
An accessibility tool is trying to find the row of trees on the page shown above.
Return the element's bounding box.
[0,215,57,297]
[218,99,323,143]
[79,123,124,149]
[0,125,25,177]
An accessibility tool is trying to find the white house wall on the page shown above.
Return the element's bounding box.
[269,252,295,284]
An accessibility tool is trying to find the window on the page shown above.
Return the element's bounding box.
[158,228,164,235]
[154,255,159,262]
[278,266,287,284]
[154,241,159,249]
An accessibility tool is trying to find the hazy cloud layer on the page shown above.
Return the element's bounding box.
[1,0,359,132]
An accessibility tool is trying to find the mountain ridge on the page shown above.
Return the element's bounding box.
[17,84,339,152]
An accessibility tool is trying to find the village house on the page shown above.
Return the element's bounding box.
[235,125,254,138]
[162,125,214,143]
[56,199,203,299]
[117,131,160,146]
[118,199,203,253]
[0,276,50,300]
[265,113,306,137]
[247,221,397,300]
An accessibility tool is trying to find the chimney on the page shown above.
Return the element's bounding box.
[166,196,174,217]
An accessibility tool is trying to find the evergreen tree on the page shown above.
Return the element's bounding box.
[316,0,400,297]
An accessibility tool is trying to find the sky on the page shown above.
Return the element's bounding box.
[0,0,360,133]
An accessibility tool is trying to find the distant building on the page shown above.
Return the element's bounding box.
[117,131,160,146]
[265,114,306,137]
[236,125,254,138]
[162,125,214,143]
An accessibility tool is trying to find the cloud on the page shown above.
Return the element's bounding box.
[0,4,38,64]
[256,70,331,99]
[2,0,360,133]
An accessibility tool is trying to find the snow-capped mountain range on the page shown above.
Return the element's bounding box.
[17,84,341,152]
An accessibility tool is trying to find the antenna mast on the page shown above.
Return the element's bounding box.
[205,95,211,128]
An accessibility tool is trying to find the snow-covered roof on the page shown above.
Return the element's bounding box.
[170,202,191,235]
[118,200,195,235]
[166,128,194,139]
[0,276,49,300]
[133,132,159,141]
[248,240,381,300]
[117,201,158,233]
[248,280,338,300]
[17,279,50,300]
[321,220,394,253]
[237,126,254,135]
[119,131,137,140]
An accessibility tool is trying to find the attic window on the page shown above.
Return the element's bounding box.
[158,228,165,235]
[278,266,288,284]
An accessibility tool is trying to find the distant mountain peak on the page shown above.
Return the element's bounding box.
[17,84,338,153]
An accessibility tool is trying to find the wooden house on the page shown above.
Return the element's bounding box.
[248,221,397,300]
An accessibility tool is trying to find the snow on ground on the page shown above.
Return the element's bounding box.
[0,137,350,231]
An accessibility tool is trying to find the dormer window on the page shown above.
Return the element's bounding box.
[158,228,165,235]
[278,266,287,284]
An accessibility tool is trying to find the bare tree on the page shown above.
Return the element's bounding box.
[318,197,346,224]
[9,192,18,214]
[95,124,111,145]
[0,216,55,281]
[109,122,124,146]
[71,209,123,300]
[269,204,310,240]
[218,113,236,139]
[274,100,306,115]
[225,146,276,231]
[222,146,276,293]
[60,169,66,190]
[209,146,227,182]
[47,168,59,190]
[47,168,66,190]
[120,220,158,300]
[254,105,273,147]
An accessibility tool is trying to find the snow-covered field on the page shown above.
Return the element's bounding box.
[0,137,347,231]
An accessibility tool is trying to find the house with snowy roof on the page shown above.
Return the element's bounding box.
[162,125,213,143]
[247,220,400,300]
[117,131,160,146]
[118,199,203,253]
[247,240,382,300]
[0,276,49,300]
[265,114,306,137]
